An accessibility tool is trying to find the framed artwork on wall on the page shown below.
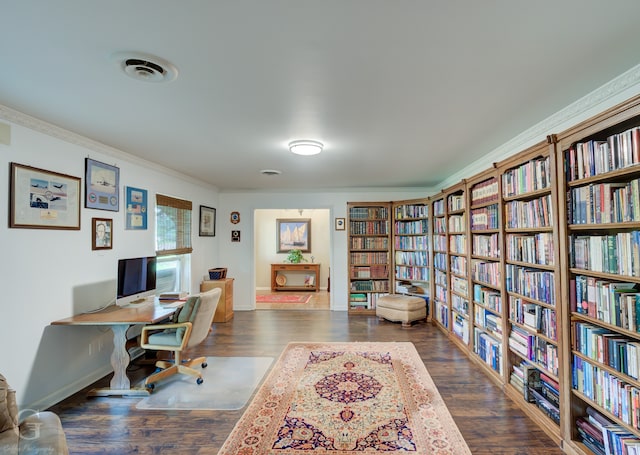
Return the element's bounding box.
[199,205,216,236]
[277,218,311,253]
[335,217,346,230]
[92,217,113,250]
[9,162,81,230]
[125,186,148,230]
[85,158,120,211]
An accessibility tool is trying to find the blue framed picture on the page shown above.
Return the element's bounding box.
[85,158,120,211]
[125,186,148,230]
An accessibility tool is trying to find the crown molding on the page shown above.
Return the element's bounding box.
[439,63,640,189]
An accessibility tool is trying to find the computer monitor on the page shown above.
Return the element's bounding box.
[116,256,157,306]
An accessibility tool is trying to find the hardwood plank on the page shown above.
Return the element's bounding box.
[49,303,563,454]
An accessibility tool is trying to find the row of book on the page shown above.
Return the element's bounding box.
[475,306,502,338]
[505,264,556,305]
[470,178,499,205]
[432,234,446,252]
[349,292,385,310]
[470,204,499,230]
[510,363,560,425]
[505,232,555,266]
[450,255,467,276]
[573,354,640,430]
[434,284,447,304]
[350,266,389,281]
[434,269,447,286]
[574,321,640,380]
[448,213,466,232]
[570,232,640,278]
[504,193,553,229]
[572,275,640,331]
[349,207,389,219]
[568,179,640,225]
[394,265,429,281]
[509,296,557,341]
[350,236,388,250]
[394,236,429,251]
[509,325,559,375]
[433,217,446,233]
[474,327,502,374]
[576,406,640,455]
[473,284,502,312]
[395,251,428,267]
[433,252,447,270]
[435,301,448,327]
[349,220,389,235]
[452,293,469,315]
[471,259,501,287]
[393,204,428,219]
[448,194,465,212]
[350,252,388,265]
[565,125,640,182]
[502,156,551,197]
[472,233,500,258]
[433,199,445,217]
[453,314,470,344]
[451,275,468,296]
[449,234,466,254]
[393,219,428,235]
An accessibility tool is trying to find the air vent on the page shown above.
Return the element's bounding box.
[260,169,282,176]
[111,52,178,83]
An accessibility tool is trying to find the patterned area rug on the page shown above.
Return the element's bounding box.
[218,342,471,454]
[256,294,312,304]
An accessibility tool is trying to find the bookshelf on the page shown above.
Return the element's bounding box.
[498,140,563,444]
[446,182,470,348]
[431,192,449,331]
[555,95,640,455]
[392,198,430,318]
[347,202,392,314]
[467,166,505,382]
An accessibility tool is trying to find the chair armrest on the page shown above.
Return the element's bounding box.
[140,322,192,349]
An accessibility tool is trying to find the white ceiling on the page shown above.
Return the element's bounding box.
[3,1,640,191]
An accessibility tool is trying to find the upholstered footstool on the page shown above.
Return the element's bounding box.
[376,294,427,328]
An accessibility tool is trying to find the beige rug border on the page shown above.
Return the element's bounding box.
[218,341,471,454]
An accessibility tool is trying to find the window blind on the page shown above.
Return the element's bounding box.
[156,194,193,256]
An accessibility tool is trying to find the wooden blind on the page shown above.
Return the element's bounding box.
[156,194,193,256]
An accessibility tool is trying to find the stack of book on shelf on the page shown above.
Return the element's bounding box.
[517,363,560,424]
[395,282,419,294]
[577,406,640,455]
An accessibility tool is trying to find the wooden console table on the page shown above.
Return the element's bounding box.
[271,263,320,292]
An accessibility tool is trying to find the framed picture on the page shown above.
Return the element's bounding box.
[199,205,216,236]
[335,217,346,231]
[92,217,113,250]
[231,230,241,242]
[277,218,311,253]
[9,162,81,230]
[85,158,119,211]
[125,186,148,230]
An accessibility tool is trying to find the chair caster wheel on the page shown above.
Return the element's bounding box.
[202,362,208,368]
[146,383,155,391]
[196,377,204,385]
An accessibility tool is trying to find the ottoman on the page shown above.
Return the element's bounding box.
[376,294,427,328]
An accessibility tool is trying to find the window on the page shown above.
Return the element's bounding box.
[156,194,192,293]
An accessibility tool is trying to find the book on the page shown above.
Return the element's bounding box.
[159,292,188,300]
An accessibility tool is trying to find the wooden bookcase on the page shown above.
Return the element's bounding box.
[446,182,470,348]
[467,166,505,383]
[498,140,563,445]
[391,198,430,318]
[347,202,392,314]
[431,192,449,330]
[555,95,640,455]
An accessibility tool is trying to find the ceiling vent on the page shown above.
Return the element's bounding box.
[260,169,282,176]
[112,52,178,83]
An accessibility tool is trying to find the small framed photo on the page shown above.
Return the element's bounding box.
[85,158,120,211]
[335,217,346,231]
[199,205,216,236]
[92,218,113,250]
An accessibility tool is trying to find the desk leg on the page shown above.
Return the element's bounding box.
[88,324,150,397]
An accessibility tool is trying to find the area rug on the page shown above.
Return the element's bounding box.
[217,342,471,454]
[135,356,272,410]
[256,294,312,304]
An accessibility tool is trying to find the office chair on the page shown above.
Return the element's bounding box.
[140,288,222,390]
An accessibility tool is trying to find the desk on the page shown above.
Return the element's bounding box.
[51,300,180,397]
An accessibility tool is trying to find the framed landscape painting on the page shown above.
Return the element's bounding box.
[277,218,311,253]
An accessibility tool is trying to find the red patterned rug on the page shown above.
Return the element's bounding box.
[218,342,471,454]
[256,294,312,304]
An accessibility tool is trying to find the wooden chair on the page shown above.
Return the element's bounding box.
[140,288,222,390]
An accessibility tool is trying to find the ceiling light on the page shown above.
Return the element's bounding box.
[289,140,323,156]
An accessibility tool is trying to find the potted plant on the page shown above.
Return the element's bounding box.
[286,249,307,264]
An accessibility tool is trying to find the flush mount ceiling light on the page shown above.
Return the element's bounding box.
[111,52,178,83]
[289,140,323,156]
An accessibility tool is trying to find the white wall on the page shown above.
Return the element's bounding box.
[254,209,330,290]
[0,117,219,410]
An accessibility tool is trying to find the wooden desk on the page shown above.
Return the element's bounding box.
[51,299,180,397]
[271,263,320,292]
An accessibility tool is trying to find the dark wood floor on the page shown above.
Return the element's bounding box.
[49,310,565,454]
